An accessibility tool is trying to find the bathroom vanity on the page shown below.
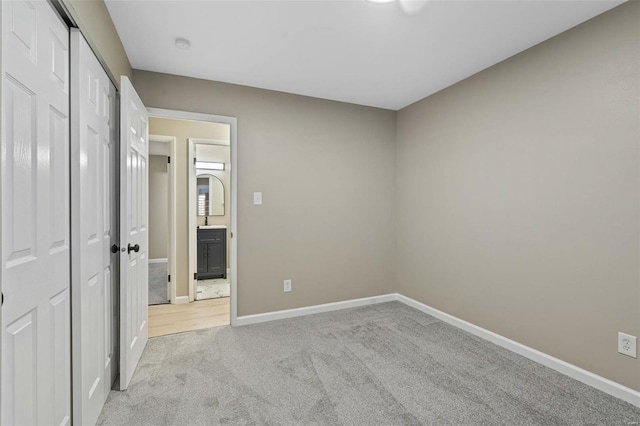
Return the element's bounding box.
[197,225,227,279]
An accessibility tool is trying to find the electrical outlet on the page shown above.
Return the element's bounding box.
[618,332,637,358]
[283,279,292,293]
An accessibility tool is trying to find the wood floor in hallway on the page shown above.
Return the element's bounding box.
[148,297,230,338]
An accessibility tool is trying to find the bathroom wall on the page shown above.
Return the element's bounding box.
[149,155,169,260]
[196,143,231,268]
[148,117,230,297]
[395,1,640,391]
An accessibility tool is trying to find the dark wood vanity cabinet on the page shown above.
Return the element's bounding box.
[197,228,227,280]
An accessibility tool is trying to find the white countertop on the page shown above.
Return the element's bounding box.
[198,225,228,229]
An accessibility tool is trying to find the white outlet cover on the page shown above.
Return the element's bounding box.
[618,332,637,358]
[283,279,292,293]
[253,192,262,205]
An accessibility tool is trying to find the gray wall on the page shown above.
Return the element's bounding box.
[134,72,398,316]
[395,1,640,391]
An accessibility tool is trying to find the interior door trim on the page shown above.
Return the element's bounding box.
[147,107,238,326]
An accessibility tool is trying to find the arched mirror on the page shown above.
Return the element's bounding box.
[196,173,224,216]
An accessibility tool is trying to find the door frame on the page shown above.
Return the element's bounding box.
[188,137,230,303]
[0,2,4,416]
[148,135,177,304]
[146,108,238,326]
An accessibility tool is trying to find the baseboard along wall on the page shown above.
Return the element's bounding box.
[174,296,189,304]
[235,293,640,408]
[234,294,397,326]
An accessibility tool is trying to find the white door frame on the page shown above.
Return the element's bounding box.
[188,137,230,303]
[0,2,4,417]
[147,108,238,326]
[149,134,177,304]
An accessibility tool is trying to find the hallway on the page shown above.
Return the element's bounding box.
[148,298,230,338]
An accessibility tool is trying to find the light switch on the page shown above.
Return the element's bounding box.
[253,192,263,205]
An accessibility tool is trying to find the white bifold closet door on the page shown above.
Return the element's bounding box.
[70,29,118,425]
[1,1,71,425]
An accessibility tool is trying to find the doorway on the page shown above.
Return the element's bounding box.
[146,108,238,337]
[148,135,177,306]
[189,138,231,301]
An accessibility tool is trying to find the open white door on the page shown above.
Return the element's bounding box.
[119,75,149,389]
[70,29,118,424]
[1,1,71,424]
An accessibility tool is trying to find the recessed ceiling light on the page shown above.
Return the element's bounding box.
[175,38,191,50]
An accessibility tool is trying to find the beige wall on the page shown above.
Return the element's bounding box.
[63,0,132,84]
[196,144,231,268]
[149,155,168,260]
[135,72,397,316]
[396,1,640,391]
[149,118,232,297]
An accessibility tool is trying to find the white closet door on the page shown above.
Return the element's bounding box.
[119,75,149,390]
[1,1,71,425]
[70,29,118,425]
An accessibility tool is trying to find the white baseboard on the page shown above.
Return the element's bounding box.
[174,296,189,304]
[148,258,168,264]
[235,294,397,326]
[396,294,640,408]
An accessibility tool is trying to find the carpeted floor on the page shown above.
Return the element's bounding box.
[148,262,168,305]
[98,302,640,425]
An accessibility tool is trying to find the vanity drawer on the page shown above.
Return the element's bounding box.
[198,228,225,242]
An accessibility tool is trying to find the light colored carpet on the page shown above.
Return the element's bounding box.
[148,263,168,305]
[98,302,640,425]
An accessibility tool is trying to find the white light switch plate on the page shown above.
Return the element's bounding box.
[253,192,262,205]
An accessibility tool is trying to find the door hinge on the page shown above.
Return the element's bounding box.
[194,273,197,280]
[168,275,171,283]
[230,232,233,238]
[193,157,197,165]
[167,156,171,164]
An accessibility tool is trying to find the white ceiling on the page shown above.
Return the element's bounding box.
[105,0,624,110]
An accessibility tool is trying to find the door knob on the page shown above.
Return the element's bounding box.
[128,243,140,254]
[112,244,127,253]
